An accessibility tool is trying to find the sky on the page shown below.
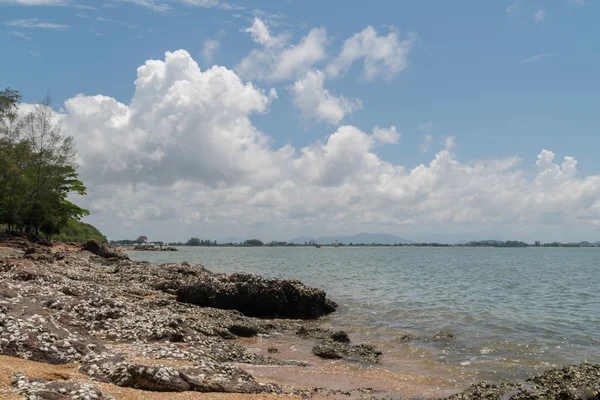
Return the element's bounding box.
[1,0,599,243]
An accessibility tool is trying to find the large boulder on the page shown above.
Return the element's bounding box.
[83,240,127,260]
[177,273,337,319]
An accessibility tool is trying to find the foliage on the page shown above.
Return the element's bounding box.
[185,237,217,246]
[53,220,107,243]
[186,237,200,246]
[244,239,264,246]
[0,88,89,239]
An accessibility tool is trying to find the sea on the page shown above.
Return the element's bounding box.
[127,246,600,390]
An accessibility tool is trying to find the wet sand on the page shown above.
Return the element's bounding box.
[235,333,462,399]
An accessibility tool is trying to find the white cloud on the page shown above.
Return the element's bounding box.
[25,50,600,242]
[289,70,361,125]
[372,126,400,144]
[506,1,520,14]
[243,17,279,46]
[0,0,66,5]
[534,8,546,22]
[420,135,432,153]
[203,38,219,65]
[96,16,137,29]
[326,25,416,81]
[518,52,557,64]
[9,30,30,38]
[6,18,69,29]
[236,18,327,81]
[118,0,170,12]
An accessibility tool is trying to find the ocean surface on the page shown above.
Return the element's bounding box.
[127,247,600,388]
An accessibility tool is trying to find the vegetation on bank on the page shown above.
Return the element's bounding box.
[53,220,107,243]
[0,88,89,240]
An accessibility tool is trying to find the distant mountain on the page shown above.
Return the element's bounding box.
[288,233,413,245]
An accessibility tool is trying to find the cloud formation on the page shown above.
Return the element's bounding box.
[289,70,361,125]
[26,50,600,242]
[326,26,416,81]
[236,18,327,82]
[6,18,69,29]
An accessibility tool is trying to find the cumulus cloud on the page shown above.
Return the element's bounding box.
[326,25,416,81]
[28,50,600,242]
[236,18,327,81]
[372,126,400,144]
[289,70,361,125]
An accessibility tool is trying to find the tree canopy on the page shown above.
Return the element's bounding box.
[0,88,90,239]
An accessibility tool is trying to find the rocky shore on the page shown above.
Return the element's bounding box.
[0,235,599,399]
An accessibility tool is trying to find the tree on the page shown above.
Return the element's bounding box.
[244,239,264,246]
[0,90,89,238]
[187,237,201,246]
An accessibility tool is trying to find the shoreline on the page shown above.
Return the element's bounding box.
[0,238,599,399]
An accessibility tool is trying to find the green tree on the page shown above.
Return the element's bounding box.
[187,237,201,246]
[0,89,89,238]
[244,239,264,246]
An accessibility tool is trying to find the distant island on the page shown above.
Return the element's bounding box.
[109,235,600,248]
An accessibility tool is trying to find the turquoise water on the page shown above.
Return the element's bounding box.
[128,247,600,385]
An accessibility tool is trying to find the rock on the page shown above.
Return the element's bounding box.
[24,247,37,255]
[83,240,127,260]
[330,331,350,344]
[432,330,456,341]
[227,323,259,337]
[296,325,332,339]
[268,347,279,353]
[312,338,382,363]
[12,373,116,400]
[397,332,420,342]
[80,352,283,394]
[312,342,343,359]
[177,272,338,319]
[448,363,600,400]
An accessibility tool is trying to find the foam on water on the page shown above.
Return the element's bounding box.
[128,246,600,387]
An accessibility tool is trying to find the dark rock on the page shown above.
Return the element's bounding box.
[268,347,279,353]
[24,247,37,255]
[330,331,350,344]
[312,338,382,363]
[83,240,128,260]
[296,325,332,339]
[312,343,343,359]
[432,330,456,341]
[228,323,259,337]
[177,272,338,319]
[448,363,600,400]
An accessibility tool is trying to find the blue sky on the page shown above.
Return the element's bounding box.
[1,0,599,242]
